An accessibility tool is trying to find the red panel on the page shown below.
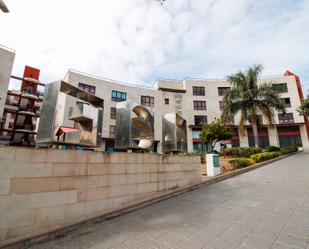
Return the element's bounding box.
[278,131,300,136]
[192,138,201,143]
[284,70,309,140]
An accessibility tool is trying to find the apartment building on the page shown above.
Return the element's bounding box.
[63,69,309,152]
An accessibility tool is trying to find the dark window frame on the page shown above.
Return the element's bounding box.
[110,107,116,119]
[194,115,208,126]
[111,90,127,102]
[278,113,294,124]
[193,101,206,110]
[141,95,155,107]
[164,98,169,105]
[218,87,230,96]
[192,86,205,96]
[78,82,96,94]
[281,97,291,107]
[272,83,288,93]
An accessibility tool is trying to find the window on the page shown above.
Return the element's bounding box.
[8,122,14,129]
[111,90,127,102]
[110,107,116,119]
[272,83,288,93]
[78,82,96,94]
[141,96,154,107]
[281,98,291,107]
[219,101,225,111]
[194,115,207,126]
[193,101,206,110]
[109,125,116,138]
[278,113,294,124]
[164,98,169,105]
[193,86,205,96]
[249,115,263,125]
[218,87,230,96]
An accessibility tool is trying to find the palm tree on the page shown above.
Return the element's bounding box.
[221,64,286,148]
[298,96,309,116]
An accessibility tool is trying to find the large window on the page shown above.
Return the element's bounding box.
[141,95,154,107]
[194,115,207,126]
[109,125,116,138]
[280,98,291,107]
[218,87,230,96]
[278,113,294,124]
[110,107,116,119]
[193,101,206,110]
[111,90,127,102]
[78,82,96,94]
[193,86,205,96]
[272,83,288,93]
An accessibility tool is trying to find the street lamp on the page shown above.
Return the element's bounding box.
[0,0,9,12]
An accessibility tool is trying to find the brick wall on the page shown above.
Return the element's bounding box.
[0,147,201,246]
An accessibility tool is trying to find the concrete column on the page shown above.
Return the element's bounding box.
[268,127,280,147]
[239,128,249,147]
[187,128,194,152]
[300,125,309,149]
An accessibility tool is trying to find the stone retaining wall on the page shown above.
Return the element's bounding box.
[0,147,201,247]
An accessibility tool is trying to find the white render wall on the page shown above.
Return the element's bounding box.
[0,45,15,119]
[62,70,309,151]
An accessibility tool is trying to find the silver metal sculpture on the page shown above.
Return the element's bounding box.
[36,81,103,147]
[162,113,187,153]
[115,101,154,150]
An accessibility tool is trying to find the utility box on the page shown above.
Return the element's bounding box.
[206,154,221,176]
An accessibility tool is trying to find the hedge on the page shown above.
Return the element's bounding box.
[250,151,283,163]
[228,158,255,169]
[220,147,262,158]
[281,146,298,154]
[264,145,281,152]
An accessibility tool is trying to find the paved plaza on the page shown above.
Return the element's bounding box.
[32,152,309,249]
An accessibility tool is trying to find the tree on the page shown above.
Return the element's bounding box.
[199,119,233,153]
[221,64,286,148]
[298,96,309,116]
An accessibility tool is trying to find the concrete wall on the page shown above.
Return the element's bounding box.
[0,147,201,246]
[0,45,15,119]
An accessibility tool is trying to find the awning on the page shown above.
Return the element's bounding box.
[56,126,78,136]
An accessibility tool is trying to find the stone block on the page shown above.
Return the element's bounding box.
[52,163,87,176]
[0,179,10,195]
[110,152,127,163]
[87,152,110,163]
[127,164,145,174]
[0,165,9,178]
[110,164,126,174]
[86,175,108,188]
[109,185,128,197]
[87,163,109,175]
[36,205,67,223]
[0,147,15,163]
[45,150,87,163]
[10,177,61,194]
[85,187,108,201]
[10,163,52,178]
[61,176,87,190]
[0,190,77,212]
[15,148,47,163]
[0,209,36,229]
[127,173,150,184]
[108,174,128,186]
[66,202,87,218]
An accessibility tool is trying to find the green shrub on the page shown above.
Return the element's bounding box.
[281,146,298,154]
[220,147,263,158]
[250,151,283,163]
[228,158,255,169]
[264,145,281,152]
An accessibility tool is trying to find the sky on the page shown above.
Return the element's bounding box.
[1,0,309,93]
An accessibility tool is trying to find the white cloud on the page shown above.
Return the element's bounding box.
[1,0,309,92]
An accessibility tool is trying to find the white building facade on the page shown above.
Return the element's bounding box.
[63,69,309,152]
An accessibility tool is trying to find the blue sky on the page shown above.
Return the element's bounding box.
[1,0,309,94]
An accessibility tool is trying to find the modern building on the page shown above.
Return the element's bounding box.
[0,46,44,144]
[62,69,309,152]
